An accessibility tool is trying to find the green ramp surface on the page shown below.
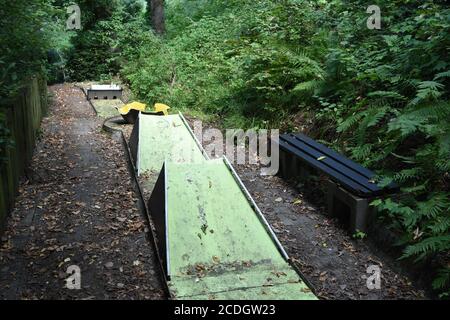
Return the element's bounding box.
[135,114,206,176]
[164,159,316,300]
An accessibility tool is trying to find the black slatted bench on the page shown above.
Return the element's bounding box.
[277,133,399,233]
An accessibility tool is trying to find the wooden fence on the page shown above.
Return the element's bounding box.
[0,76,48,232]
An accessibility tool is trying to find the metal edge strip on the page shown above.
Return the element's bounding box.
[221,156,289,261]
[178,112,210,160]
[164,160,171,280]
[137,112,141,176]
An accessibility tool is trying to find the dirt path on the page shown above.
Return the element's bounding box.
[0,84,166,300]
[234,164,426,300]
[0,83,426,300]
[184,116,427,300]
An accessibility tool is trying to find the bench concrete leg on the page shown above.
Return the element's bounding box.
[326,180,373,233]
[327,183,335,217]
[278,149,311,182]
[279,149,288,178]
[298,161,310,181]
[351,198,370,233]
[290,156,301,179]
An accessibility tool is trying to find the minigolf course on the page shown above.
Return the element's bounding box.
[130,112,317,300]
[149,159,316,300]
[130,113,207,176]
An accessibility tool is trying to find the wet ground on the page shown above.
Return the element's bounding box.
[0,84,166,299]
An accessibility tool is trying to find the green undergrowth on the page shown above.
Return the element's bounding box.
[123,0,450,298]
[62,0,450,298]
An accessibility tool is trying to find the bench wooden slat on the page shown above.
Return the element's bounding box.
[281,135,380,194]
[291,133,375,179]
[279,139,373,196]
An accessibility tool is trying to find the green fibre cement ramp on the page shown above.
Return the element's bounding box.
[134,114,206,176]
[162,159,316,300]
[170,264,315,300]
[167,159,283,270]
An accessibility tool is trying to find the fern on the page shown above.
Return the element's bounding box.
[337,111,365,132]
[417,195,449,220]
[436,159,450,171]
[388,115,424,137]
[367,91,406,101]
[409,81,445,106]
[434,70,450,80]
[407,101,450,120]
[293,80,321,93]
[402,235,450,261]
[386,101,449,138]
[351,144,372,161]
[394,168,421,183]
[438,132,450,156]
[376,198,415,218]
[401,184,427,194]
[428,216,450,235]
[433,268,450,292]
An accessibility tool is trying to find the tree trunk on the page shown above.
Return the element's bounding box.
[148,0,165,35]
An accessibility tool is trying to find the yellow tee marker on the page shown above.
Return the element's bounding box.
[118,101,147,115]
[154,103,171,116]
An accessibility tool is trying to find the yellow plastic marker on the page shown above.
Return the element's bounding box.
[118,101,147,115]
[154,103,171,116]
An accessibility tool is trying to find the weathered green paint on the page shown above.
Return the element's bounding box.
[134,112,315,299]
[91,99,124,118]
[165,159,316,300]
[137,114,206,176]
[0,77,47,231]
[170,262,316,300]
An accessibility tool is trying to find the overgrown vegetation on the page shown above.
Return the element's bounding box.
[2,0,449,298]
[123,0,450,298]
[1,0,59,164]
